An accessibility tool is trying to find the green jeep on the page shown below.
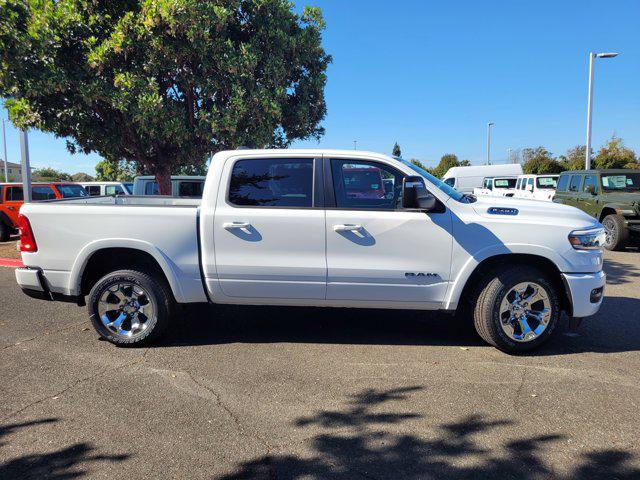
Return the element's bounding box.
[553,169,640,250]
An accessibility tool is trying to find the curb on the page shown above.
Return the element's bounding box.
[0,258,24,268]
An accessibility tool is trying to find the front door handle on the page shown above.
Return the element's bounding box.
[223,222,251,230]
[333,224,362,233]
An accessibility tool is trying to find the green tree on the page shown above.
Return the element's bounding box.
[431,154,460,178]
[559,145,590,171]
[593,135,638,169]
[521,147,562,174]
[0,0,331,194]
[392,142,402,157]
[72,172,95,182]
[95,159,137,182]
[33,167,72,181]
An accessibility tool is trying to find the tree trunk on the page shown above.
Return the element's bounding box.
[155,164,172,196]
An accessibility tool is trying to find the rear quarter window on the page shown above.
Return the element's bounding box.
[556,174,569,192]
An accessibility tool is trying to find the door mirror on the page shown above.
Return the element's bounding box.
[402,176,437,212]
[585,184,596,195]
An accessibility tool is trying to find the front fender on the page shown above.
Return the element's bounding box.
[68,238,187,302]
[444,243,569,310]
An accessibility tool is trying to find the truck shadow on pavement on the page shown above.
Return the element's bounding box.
[217,386,639,480]
[0,418,129,479]
[158,295,640,355]
[603,257,640,285]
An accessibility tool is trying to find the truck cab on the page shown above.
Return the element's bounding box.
[514,175,558,201]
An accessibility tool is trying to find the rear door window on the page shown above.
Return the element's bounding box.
[105,185,125,195]
[7,187,24,201]
[85,185,101,196]
[229,158,314,207]
[568,175,582,192]
[178,181,204,197]
[32,186,56,200]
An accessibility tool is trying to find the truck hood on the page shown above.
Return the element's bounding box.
[470,195,598,229]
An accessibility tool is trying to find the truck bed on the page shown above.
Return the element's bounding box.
[19,197,207,303]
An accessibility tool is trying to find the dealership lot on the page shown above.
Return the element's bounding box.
[1,250,639,479]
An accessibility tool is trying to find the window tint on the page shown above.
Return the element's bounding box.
[105,185,125,196]
[331,160,404,210]
[527,178,534,188]
[583,175,598,193]
[178,181,204,197]
[229,158,313,207]
[7,187,24,201]
[56,184,88,198]
[569,175,582,192]
[145,181,159,195]
[556,174,570,192]
[444,178,455,187]
[602,173,640,192]
[484,178,492,190]
[32,186,56,201]
[85,185,101,196]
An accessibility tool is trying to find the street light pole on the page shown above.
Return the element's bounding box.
[585,52,618,170]
[353,140,357,150]
[20,130,32,203]
[1,118,7,183]
[486,122,494,165]
[507,148,512,164]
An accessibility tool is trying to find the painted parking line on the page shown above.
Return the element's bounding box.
[0,258,24,268]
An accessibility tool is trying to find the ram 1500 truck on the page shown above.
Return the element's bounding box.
[15,150,606,353]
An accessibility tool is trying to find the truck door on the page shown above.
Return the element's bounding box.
[565,175,583,209]
[3,186,24,226]
[579,174,599,218]
[324,157,452,307]
[213,156,326,299]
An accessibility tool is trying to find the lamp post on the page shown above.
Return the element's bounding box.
[486,122,494,165]
[1,118,7,183]
[20,130,32,203]
[585,52,618,170]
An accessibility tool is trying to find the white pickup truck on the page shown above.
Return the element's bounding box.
[15,149,606,353]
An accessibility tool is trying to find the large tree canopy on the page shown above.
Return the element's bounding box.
[0,0,331,193]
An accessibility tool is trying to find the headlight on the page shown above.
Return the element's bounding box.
[568,227,606,250]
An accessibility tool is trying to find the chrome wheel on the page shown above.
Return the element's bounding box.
[603,218,615,248]
[97,283,155,338]
[499,282,552,342]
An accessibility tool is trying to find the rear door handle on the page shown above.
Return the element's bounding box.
[333,224,362,232]
[223,222,251,230]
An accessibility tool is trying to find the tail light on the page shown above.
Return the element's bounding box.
[17,214,37,252]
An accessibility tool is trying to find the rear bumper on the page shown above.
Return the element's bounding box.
[562,270,606,318]
[15,267,84,305]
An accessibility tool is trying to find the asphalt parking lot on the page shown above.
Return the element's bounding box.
[1,250,639,479]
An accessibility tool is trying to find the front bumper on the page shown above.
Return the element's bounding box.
[562,270,606,318]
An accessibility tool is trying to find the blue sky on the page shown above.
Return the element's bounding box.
[2,0,639,173]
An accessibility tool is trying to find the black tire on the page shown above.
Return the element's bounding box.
[88,269,173,346]
[0,221,10,242]
[602,214,629,251]
[472,266,560,353]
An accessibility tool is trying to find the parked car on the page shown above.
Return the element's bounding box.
[513,175,558,201]
[443,164,522,193]
[80,181,133,196]
[16,149,606,353]
[132,175,205,197]
[473,176,518,197]
[553,169,640,250]
[0,182,88,241]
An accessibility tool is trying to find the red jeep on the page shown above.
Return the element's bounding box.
[0,182,88,241]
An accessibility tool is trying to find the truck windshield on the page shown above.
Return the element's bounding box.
[397,158,465,202]
[601,173,640,192]
[536,177,557,189]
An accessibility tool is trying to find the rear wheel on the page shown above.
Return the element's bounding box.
[472,266,560,353]
[88,269,173,346]
[602,214,629,251]
[0,221,10,242]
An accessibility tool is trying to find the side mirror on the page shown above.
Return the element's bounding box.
[585,185,596,195]
[402,176,437,212]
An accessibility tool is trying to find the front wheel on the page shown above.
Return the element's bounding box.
[472,266,560,353]
[602,214,629,251]
[88,269,173,346]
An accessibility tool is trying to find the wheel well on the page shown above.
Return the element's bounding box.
[80,248,171,297]
[599,207,616,222]
[458,254,572,315]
